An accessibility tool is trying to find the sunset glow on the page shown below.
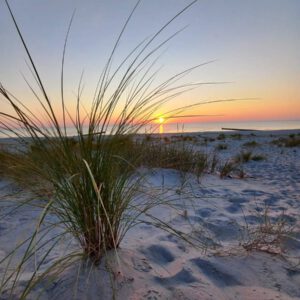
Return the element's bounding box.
[158,117,165,124]
[0,0,299,128]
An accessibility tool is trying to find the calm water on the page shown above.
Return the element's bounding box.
[157,120,300,134]
[1,120,300,138]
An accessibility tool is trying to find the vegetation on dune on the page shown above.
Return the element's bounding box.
[0,0,223,297]
[235,150,253,163]
[216,133,226,140]
[219,159,237,179]
[242,206,294,255]
[243,140,259,148]
[251,154,265,161]
[230,133,242,140]
[271,136,300,148]
[140,139,208,178]
[215,143,227,151]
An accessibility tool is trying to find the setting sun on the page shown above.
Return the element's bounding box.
[158,117,165,124]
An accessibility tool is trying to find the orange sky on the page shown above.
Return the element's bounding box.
[1,1,299,128]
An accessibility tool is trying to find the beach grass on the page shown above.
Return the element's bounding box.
[242,206,293,255]
[0,0,219,297]
[235,150,253,163]
[219,159,237,179]
[140,139,208,178]
[271,136,300,148]
[216,143,227,151]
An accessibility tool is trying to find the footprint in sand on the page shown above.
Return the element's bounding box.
[262,261,282,292]
[154,268,198,285]
[196,207,214,218]
[159,234,186,252]
[142,289,162,300]
[225,203,242,214]
[285,267,300,277]
[202,220,241,241]
[141,245,175,265]
[132,257,152,272]
[191,258,240,287]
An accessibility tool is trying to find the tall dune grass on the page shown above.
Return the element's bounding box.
[0,0,238,297]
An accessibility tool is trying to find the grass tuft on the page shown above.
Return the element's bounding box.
[251,154,265,161]
[243,140,258,148]
[219,160,237,179]
[242,207,294,255]
[0,1,222,296]
[271,136,300,147]
[140,139,208,179]
[235,150,252,163]
[216,143,227,151]
[217,133,226,140]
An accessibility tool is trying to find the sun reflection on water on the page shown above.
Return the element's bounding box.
[159,124,164,134]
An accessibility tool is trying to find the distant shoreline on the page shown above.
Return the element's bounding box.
[1,120,300,139]
[0,128,299,143]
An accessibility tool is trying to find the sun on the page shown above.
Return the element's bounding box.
[158,116,165,124]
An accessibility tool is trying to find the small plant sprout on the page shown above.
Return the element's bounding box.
[242,206,294,255]
[219,160,237,179]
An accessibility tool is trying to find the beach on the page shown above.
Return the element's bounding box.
[0,129,299,299]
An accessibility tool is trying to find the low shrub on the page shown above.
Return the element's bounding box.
[271,136,300,148]
[230,133,242,140]
[243,141,258,147]
[141,140,208,178]
[235,150,252,163]
[217,133,226,140]
[219,160,237,179]
[242,207,293,254]
[251,154,265,161]
[216,143,227,151]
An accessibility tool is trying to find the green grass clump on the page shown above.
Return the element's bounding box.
[235,150,252,163]
[217,133,226,140]
[216,143,227,150]
[230,133,242,140]
[235,150,266,163]
[284,138,300,147]
[243,140,258,147]
[271,136,300,147]
[203,137,215,144]
[271,138,283,146]
[251,154,265,161]
[163,136,171,143]
[0,149,46,192]
[182,135,196,142]
[0,0,215,297]
[209,152,219,173]
[141,140,208,178]
[219,160,237,179]
[242,207,293,254]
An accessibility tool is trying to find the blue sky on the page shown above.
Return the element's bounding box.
[0,0,299,123]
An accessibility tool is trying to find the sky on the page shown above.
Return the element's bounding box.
[0,0,299,126]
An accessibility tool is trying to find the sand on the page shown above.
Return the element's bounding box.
[0,129,299,299]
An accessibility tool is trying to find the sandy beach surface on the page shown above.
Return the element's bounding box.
[0,129,299,299]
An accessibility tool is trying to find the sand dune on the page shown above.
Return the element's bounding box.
[0,130,299,299]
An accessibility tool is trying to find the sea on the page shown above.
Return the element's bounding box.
[156,120,300,134]
[1,120,300,139]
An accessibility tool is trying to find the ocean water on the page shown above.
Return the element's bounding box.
[156,120,300,134]
[1,120,300,139]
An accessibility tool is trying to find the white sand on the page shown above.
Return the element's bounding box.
[0,130,299,299]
